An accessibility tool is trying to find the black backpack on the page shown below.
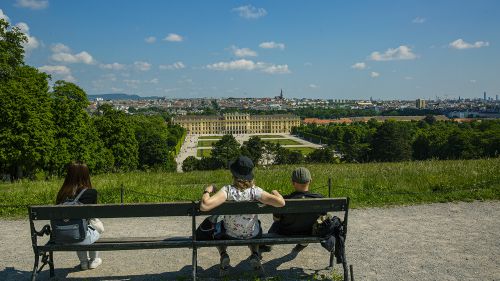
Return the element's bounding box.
[50,189,88,243]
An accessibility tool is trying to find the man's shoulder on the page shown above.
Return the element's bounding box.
[284,191,324,199]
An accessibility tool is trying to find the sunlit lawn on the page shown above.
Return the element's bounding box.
[1,158,499,218]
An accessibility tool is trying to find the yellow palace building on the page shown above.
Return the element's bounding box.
[173,113,301,135]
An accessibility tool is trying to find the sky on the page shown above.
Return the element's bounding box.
[2,0,500,100]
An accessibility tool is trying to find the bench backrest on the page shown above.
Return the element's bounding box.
[29,198,348,220]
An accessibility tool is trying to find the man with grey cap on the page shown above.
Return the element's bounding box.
[261,167,324,253]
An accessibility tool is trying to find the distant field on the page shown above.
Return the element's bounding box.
[197,140,219,147]
[196,149,212,157]
[253,135,285,138]
[198,136,223,139]
[287,147,316,155]
[264,139,302,145]
[1,158,499,218]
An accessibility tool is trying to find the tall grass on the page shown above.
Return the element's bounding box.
[1,158,499,218]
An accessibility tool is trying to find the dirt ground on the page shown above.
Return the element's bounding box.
[1,201,499,280]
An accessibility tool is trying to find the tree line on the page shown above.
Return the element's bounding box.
[0,20,185,180]
[182,135,339,172]
[292,116,500,163]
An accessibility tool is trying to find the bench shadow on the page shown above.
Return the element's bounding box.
[0,255,335,281]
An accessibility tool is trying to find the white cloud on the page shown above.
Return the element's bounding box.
[50,43,95,64]
[207,59,256,71]
[369,45,417,61]
[15,0,48,10]
[51,43,70,53]
[15,22,39,52]
[52,51,94,64]
[134,61,151,71]
[412,17,426,24]
[370,72,380,78]
[449,39,490,50]
[351,62,366,70]
[0,9,10,22]
[159,61,186,70]
[309,84,319,89]
[230,46,258,57]
[304,62,312,66]
[259,41,285,50]
[404,76,413,80]
[99,62,126,70]
[111,87,124,92]
[164,33,183,42]
[147,78,159,84]
[145,36,156,43]
[232,5,267,19]
[206,59,290,74]
[261,64,290,74]
[38,65,75,82]
[470,79,477,83]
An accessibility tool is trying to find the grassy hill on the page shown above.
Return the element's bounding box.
[1,158,499,218]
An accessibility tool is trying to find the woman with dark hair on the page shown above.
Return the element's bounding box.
[199,156,285,276]
[56,162,103,270]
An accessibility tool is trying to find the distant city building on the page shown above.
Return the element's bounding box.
[484,91,487,101]
[416,99,426,109]
[173,113,300,135]
[496,95,499,101]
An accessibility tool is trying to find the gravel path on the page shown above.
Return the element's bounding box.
[1,201,499,280]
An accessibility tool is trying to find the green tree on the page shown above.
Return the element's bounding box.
[370,121,412,162]
[0,19,27,79]
[132,115,174,170]
[306,146,338,164]
[0,66,55,179]
[49,81,113,175]
[93,104,139,171]
[211,134,241,168]
[241,136,264,165]
[182,156,200,172]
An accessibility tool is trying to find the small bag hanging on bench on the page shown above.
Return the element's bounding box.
[195,215,225,240]
[50,189,89,243]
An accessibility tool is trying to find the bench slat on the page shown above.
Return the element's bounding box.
[29,202,194,220]
[29,198,347,220]
[38,235,325,251]
[39,238,193,251]
[200,198,348,215]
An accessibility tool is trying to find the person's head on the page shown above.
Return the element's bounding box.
[291,167,312,192]
[230,156,255,191]
[56,162,93,204]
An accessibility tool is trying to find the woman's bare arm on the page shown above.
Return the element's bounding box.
[199,185,227,211]
[259,190,285,207]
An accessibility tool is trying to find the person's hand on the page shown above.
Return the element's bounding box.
[205,185,214,193]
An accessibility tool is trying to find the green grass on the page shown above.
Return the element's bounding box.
[287,147,316,155]
[196,149,212,157]
[1,158,499,218]
[197,140,219,147]
[253,135,285,138]
[263,139,302,145]
[198,136,223,139]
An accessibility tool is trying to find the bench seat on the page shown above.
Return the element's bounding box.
[39,236,193,251]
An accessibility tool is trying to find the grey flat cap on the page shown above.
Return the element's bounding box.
[291,167,311,184]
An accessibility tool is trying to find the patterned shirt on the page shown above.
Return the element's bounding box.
[221,185,263,239]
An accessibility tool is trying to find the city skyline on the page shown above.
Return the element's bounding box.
[2,0,499,99]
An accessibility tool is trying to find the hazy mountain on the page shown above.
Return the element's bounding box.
[88,93,157,100]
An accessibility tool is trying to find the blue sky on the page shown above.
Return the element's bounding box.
[2,0,499,99]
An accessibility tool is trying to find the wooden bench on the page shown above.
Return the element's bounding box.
[28,198,350,280]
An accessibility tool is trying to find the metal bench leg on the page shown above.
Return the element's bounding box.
[49,251,55,278]
[192,247,198,281]
[31,253,39,281]
[329,251,334,268]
